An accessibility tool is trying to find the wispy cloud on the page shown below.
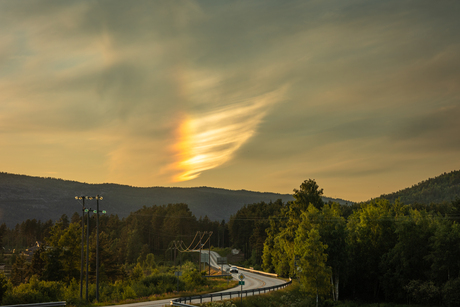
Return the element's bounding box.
[1,0,460,200]
[170,88,286,182]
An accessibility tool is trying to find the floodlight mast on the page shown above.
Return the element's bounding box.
[75,195,105,302]
[75,196,87,300]
[94,195,103,301]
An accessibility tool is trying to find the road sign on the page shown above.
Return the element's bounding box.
[175,271,182,276]
[201,253,209,263]
[238,281,245,285]
[238,273,245,280]
[217,257,227,265]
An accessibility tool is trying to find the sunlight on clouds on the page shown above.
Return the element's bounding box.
[171,89,285,182]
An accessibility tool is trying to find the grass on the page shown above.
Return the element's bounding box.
[198,282,438,307]
[211,247,233,258]
[68,278,238,307]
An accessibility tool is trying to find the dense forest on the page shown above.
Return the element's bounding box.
[0,172,300,228]
[380,170,460,204]
[0,203,231,304]
[227,179,460,306]
[1,172,460,306]
[1,203,228,264]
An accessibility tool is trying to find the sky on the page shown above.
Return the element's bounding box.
[1,0,459,202]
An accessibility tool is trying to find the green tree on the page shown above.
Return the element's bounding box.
[89,231,119,282]
[346,199,399,300]
[296,203,347,301]
[0,272,8,304]
[41,247,64,282]
[380,209,435,302]
[10,255,28,286]
[41,221,81,282]
[428,219,460,282]
[58,223,81,282]
[137,244,150,265]
[130,263,144,281]
[295,227,331,307]
[28,245,45,278]
[293,179,324,210]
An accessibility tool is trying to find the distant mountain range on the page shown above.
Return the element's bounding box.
[379,170,460,205]
[3,170,457,228]
[0,172,349,228]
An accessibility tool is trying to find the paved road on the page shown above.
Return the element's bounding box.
[100,251,284,307]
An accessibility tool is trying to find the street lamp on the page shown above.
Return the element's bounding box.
[75,195,106,302]
[75,196,88,300]
[92,195,104,302]
[84,206,92,302]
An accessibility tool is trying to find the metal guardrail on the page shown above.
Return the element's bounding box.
[170,280,292,306]
[231,265,278,277]
[203,274,232,278]
[2,302,66,307]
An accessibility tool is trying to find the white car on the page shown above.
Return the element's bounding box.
[230,266,238,273]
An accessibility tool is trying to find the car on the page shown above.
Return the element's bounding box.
[230,266,238,273]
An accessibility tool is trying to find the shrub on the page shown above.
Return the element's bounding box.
[405,279,441,306]
[202,301,237,307]
[182,269,207,290]
[2,276,64,305]
[442,277,460,307]
[122,285,136,300]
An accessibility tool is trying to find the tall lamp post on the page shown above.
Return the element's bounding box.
[92,195,105,302]
[75,196,89,300]
[84,206,92,302]
[75,195,106,302]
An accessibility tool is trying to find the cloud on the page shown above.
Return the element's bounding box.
[169,87,286,182]
[1,0,460,200]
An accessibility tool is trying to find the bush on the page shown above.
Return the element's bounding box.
[122,285,136,300]
[405,280,441,306]
[442,277,460,307]
[131,263,144,281]
[62,278,79,304]
[202,301,236,307]
[0,273,8,304]
[2,277,64,305]
[182,269,207,290]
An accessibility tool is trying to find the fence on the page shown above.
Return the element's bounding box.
[171,280,291,306]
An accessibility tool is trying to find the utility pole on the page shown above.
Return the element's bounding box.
[85,207,91,302]
[75,195,105,302]
[208,238,211,275]
[93,195,104,302]
[75,196,88,300]
[96,196,100,302]
[174,242,176,267]
[208,231,213,276]
[199,232,202,272]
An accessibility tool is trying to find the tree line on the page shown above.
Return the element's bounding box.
[380,169,460,205]
[0,203,230,287]
[227,179,460,306]
[2,179,460,306]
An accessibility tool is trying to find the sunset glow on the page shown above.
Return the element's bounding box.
[171,91,282,182]
[1,1,460,201]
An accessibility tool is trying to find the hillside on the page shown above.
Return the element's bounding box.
[0,172,349,228]
[379,170,460,204]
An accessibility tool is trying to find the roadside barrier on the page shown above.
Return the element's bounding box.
[230,265,278,277]
[170,280,291,306]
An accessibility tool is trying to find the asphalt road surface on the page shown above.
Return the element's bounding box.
[100,251,285,307]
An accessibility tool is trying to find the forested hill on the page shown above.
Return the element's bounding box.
[0,172,348,228]
[379,170,460,204]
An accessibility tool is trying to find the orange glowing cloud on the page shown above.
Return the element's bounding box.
[170,89,285,182]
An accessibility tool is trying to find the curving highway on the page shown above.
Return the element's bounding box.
[100,251,285,307]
